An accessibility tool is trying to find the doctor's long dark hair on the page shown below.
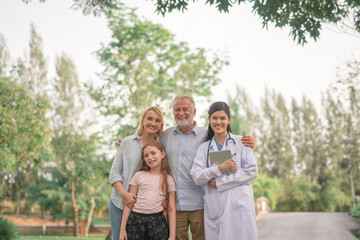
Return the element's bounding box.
[206,101,232,141]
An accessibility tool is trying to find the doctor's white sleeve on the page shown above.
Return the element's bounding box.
[190,144,223,186]
[215,146,258,192]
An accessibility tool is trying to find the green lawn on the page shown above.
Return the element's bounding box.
[19,236,106,240]
[91,217,110,227]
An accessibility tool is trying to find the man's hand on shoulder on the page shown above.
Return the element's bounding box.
[116,136,126,148]
[241,135,255,149]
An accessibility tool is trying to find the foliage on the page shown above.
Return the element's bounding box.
[257,87,294,180]
[89,3,228,137]
[0,217,18,240]
[253,174,281,210]
[349,201,360,219]
[276,177,320,212]
[19,237,105,240]
[0,77,52,174]
[23,0,360,45]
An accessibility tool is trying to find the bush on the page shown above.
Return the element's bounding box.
[0,217,18,240]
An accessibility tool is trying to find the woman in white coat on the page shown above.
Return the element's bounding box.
[190,101,258,240]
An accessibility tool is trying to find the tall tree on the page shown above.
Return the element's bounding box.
[227,85,258,136]
[0,34,10,77]
[0,77,52,212]
[89,3,228,138]
[17,24,48,97]
[257,87,294,180]
[291,96,326,183]
[51,53,84,236]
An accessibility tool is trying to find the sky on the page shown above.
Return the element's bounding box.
[0,0,359,114]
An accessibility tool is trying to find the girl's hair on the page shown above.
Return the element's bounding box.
[206,101,232,141]
[136,106,164,139]
[139,141,170,199]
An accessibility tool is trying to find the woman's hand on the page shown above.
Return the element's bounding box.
[119,228,127,240]
[121,192,136,209]
[209,178,217,188]
[218,159,236,173]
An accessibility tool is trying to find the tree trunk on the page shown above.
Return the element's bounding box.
[72,179,79,236]
[85,196,95,237]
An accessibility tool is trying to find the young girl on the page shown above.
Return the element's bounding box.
[190,101,258,240]
[120,141,176,240]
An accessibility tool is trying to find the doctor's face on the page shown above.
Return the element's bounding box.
[209,110,230,136]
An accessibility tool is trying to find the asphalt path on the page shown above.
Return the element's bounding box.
[257,212,360,240]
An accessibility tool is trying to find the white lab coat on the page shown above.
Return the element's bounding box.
[190,132,258,240]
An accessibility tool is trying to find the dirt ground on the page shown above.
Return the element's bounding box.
[2,215,67,226]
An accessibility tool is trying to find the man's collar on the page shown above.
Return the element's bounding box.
[173,121,199,135]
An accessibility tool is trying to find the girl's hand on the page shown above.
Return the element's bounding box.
[119,229,127,240]
[218,159,236,173]
[209,178,217,188]
[122,192,136,209]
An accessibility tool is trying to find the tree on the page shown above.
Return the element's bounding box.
[253,174,281,210]
[51,53,85,236]
[291,96,326,183]
[22,0,360,44]
[257,87,294,180]
[16,24,48,97]
[0,34,10,77]
[0,77,52,213]
[227,85,258,136]
[89,3,228,138]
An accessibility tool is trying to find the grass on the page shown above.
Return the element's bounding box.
[19,236,106,240]
[91,217,110,227]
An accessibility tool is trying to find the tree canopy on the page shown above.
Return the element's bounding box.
[22,0,360,44]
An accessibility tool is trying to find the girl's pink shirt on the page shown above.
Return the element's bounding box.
[130,171,176,214]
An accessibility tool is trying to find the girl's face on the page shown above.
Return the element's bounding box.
[142,110,162,135]
[143,145,165,170]
[209,110,230,136]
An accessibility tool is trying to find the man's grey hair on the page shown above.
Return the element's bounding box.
[172,95,196,112]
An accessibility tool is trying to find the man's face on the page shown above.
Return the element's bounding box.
[173,98,196,129]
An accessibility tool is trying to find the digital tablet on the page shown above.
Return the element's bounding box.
[209,150,232,166]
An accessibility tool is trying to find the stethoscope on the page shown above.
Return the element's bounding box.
[206,132,236,168]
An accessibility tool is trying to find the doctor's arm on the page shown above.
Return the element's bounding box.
[190,147,223,186]
[215,147,258,192]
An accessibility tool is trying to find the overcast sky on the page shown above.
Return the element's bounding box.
[1,0,359,114]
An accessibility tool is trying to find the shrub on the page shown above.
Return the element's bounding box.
[0,217,18,240]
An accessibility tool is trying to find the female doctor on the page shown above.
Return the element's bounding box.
[190,101,258,240]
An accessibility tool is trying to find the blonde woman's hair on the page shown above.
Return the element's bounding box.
[136,106,164,139]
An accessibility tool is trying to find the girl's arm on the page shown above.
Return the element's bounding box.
[167,191,176,240]
[119,185,138,240]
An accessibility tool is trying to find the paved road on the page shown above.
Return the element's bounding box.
[257,212,359,240]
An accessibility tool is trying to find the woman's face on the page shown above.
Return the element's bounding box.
[142,110,162,135]
[209,110,230,136]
